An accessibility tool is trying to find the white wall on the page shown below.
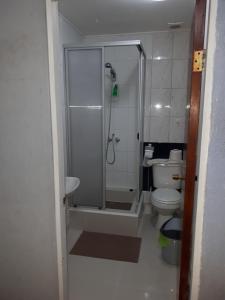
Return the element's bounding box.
[84,30,191,144]
[0,1,58,299]
[59,13,82,45]
[104,46,139,189]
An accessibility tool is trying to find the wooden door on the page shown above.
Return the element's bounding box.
[179,0,207,299]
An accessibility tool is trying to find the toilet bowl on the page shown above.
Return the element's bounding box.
[151,188,181,229]
[150,158,183,229]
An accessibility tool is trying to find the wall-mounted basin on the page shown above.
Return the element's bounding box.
[65,176,80,196]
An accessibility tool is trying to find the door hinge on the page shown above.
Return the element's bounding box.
[193,50,206,72]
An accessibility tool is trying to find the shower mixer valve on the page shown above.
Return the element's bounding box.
[108,133,120,143]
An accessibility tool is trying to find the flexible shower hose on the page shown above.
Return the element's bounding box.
[106,88,116,165]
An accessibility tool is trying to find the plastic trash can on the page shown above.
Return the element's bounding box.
[159,217,182,265]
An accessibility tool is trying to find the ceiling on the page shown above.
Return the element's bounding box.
[59,0,195,35]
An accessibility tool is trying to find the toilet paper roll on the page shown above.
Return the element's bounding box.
[169,149,182,161]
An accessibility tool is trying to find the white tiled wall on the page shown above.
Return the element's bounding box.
[84,30,191,144]
[73,30,191,189]
[145,31,190,143]
[104,46,139,189]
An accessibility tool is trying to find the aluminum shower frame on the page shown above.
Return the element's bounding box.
[64,40,146,209]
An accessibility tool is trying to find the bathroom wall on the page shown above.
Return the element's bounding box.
[59,13,82,45]
[104,46,139,189]
[84,31,190,189]
[84,30,191,144]
[0,1,59,299]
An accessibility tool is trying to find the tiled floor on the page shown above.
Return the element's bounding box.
[67,215,179,300]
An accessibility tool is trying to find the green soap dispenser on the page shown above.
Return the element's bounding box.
[112,82,119,97]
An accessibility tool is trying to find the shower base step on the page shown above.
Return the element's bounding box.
[105,201,132,211]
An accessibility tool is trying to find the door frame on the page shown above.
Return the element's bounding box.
[179,0,208,299]
[46,0,214,299]
[46,1,67,300]
[189,0,217,298]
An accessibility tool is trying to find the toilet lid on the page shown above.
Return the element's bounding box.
[152,188,180,204]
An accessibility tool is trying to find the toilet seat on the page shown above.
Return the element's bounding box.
[152,188,181,204]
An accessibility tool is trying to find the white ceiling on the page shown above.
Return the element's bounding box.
[59,0,195,35]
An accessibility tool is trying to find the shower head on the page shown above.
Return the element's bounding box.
[105,62,117,82]
[105,62,112,69]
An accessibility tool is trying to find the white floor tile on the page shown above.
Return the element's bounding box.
[68,215,179,300]
[69,277,116,300]
[113,285,177,300]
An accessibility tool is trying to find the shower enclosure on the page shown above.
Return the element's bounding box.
[64,41,146,213]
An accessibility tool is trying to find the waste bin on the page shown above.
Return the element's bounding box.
[159,217,182,265]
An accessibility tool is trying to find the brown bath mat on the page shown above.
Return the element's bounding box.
[70,231,142,263]
[105,201,132,210]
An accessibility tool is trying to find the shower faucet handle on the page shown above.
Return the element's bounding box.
[108,133,120,143]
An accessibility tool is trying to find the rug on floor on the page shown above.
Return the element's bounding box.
[70,231,142,263]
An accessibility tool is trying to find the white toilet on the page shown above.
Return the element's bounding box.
[151,159,183,229]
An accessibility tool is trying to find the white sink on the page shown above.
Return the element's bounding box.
[65,176,80,196]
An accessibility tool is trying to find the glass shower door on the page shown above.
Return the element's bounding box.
[65,47,104,208]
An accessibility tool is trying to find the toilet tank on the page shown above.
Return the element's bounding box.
[153,161,182,189]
